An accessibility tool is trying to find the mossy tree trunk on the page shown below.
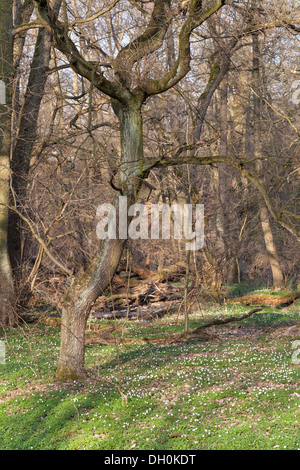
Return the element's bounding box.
[0,0,16,326]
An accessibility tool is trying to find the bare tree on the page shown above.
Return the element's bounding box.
[32,0,226,380]
[13,0,297,381]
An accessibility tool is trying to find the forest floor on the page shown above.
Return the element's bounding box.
[0,286,299,450]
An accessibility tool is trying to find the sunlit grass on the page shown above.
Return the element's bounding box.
[0,302,299,450]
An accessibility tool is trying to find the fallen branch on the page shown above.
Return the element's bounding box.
[185,308,263,337]
[116,262,186,283]
[84,308,264,346]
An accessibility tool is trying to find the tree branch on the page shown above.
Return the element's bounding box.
[1,204,72,276]
[112,0,173,87]
[69,0,121,27]
[141,0,225,95]
[143,151,300,241]
[189,308,263,335]
[33,0,129,102]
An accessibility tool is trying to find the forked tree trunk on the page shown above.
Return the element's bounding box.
[34,0,226,382]
[56,96,144,381]
[0,0,16,327]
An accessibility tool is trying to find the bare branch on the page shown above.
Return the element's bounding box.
[112,0,173,87]
[141,0,226,95]
[1,204,73,276]
[143,152,300,241]
[69,0,121,27]
[33,0,129,102]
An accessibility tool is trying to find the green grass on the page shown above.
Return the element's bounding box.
[227,282,298,299]
[0,301,299,450]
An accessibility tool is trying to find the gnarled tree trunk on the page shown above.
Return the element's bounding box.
[56,236,126,381]
[34,0,226,381]
[56,96,144,381]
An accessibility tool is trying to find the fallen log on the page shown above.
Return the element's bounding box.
[112,275,140,288]
[132,282,182,305]
[129,265,155,280]
[92,301,177,321]
[231,292,300,308]
[94,280,183,312]
[156,262,186,282]
[116,262,186,283]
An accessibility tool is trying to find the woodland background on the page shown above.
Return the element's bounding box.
[0,0,299,378]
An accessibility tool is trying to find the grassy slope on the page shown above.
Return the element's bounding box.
[0,294,299,450]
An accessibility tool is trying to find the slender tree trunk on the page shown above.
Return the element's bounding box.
[12,0,34,146]
[9,29,51,276]
[195,60,236,284]
[212,76,238,284]
[252,29,285,290]
[56,96,145,381]
[194,52,231,142]
[257,202,285,289]
[0,0,16,326]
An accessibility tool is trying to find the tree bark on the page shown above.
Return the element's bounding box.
[56,96,145,381]
[56,236,126,381]
[0,0,16,327]
[257,199,285,289]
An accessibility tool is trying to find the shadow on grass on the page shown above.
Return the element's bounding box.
[226,282,266,298]
[1,304,299,450]
[226,282,299,299]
